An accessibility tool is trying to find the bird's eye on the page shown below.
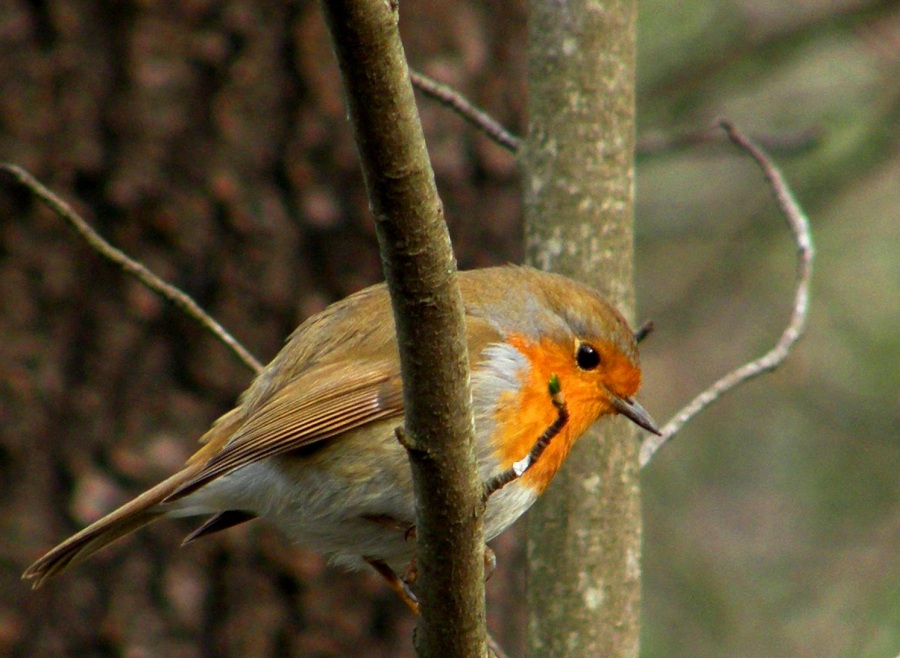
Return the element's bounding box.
[576,343,601,370]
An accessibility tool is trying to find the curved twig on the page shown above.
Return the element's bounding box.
[410,70,822,161]
[410,69,521,153]
[0,163,263,375]
[639,120,814,468]
[635,124,822,157]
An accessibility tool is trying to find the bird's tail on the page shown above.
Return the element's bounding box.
[22,464,202,589]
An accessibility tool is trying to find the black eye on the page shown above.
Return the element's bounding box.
[576,343,601,370]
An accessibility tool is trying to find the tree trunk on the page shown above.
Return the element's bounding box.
[524,1,642,656]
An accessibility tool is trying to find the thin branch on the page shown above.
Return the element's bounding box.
[410,70,521,153]
[636,124,822,157]
[634,319,655,344]
[486,633,510,658]
[0,163,263,375]
[483,375,568,501]
[639,120,814,468]
[410,71,823,160]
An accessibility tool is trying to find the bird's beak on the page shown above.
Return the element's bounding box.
[610,395,661,435]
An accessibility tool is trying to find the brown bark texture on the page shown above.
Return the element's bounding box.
[0,2,525,656]
[524,1,642,657]
[321,1,487,656]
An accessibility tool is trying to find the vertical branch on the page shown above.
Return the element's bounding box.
[524,0,641,656]
[320,1,486,657]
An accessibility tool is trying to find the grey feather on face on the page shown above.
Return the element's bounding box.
[462,267,637,360]
[557,302,638,362]
[466,275,571,343]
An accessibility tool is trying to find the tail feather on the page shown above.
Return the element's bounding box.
[22,465,202,589]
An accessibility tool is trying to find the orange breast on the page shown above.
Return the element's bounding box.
[490,334,615,493]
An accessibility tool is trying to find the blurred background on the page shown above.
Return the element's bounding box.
[0,1,897,656]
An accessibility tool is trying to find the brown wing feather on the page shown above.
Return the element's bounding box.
[166,361,404,501]
[22,463,204,588]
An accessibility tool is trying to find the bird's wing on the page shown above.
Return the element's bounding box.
[167,297,506,503]
[167,359,404,502]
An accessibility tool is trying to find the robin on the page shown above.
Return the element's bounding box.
[23,265,659,605]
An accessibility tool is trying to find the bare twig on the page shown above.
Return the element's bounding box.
[410,70,521,153]
[639,121,814,467]
[410,71,820,161]
[486,632,510,658]
[634,319,655,344]
[0,163,263,375]
[483,375,569,501]
[636,124,822,157]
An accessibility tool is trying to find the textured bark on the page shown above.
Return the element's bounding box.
[1,2,525,656]
[523,1,641,657]
[321,2,487,657]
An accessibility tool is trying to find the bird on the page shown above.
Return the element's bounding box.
[23,265,659,606]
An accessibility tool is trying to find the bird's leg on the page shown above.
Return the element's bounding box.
[370,552,508,657]
[361,514,419,613]
[365,557,420,615]
[401,555,418,586]
[361,519,496,612]
[483,544,497,582]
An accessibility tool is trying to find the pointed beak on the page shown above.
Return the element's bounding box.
[610,395,661,435]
